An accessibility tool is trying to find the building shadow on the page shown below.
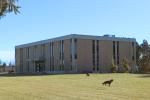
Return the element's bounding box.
[138,74,150,78]
[0,72,83,77]
[0,72,54,77]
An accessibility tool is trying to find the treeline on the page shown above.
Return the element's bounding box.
[0,60,15,72]
[136,40,150,73]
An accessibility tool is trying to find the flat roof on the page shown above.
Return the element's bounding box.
[15,34,136,49]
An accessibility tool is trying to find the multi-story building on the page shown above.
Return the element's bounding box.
[15,34,136,73]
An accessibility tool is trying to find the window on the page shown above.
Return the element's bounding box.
[62,40,64,60]
[41,44,45,57]
[70,39,72,62]
[26,47,29,59]
[113,41,116,64]
[49,43,51,71]
[59,40,64,71]
[26,47,29,72]
[34,45,37,58]
[92,40,95,70]
[27,62,29,72]
[117,41,119,64]
[96,40,99,70]
[20,48,23,72]
[51,42,54,71]
[74,39,77,59]
[132,42,135,61]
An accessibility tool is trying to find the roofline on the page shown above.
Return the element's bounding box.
[15,34,136,49]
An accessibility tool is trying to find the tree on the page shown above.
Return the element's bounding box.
[9,62,12,67]
[110,58,117,73]
[2,62,6,72]
[122,57,130,73]
[136,42,141,63]
[0,59,2,65]
[0,59,2,72]
[0,0,20,17]
[137,40,150,72]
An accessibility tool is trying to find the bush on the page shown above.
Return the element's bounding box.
[122,57,130,73]
[111,65,118,73]
[111,58,118,73]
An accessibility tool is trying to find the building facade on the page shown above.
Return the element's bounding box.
[15,34,136,73]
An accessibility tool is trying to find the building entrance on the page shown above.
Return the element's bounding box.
[35,61,45,72]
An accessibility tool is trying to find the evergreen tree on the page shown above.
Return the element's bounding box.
[0,0,20,17]
[137,40,150,72]
[122,57,130,72]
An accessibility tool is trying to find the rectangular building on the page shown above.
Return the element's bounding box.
[15,34,136,73]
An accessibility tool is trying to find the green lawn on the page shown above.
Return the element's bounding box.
[0,73,149,100]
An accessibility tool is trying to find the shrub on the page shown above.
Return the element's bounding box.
[122,57,130,73]
[111,58,118,73]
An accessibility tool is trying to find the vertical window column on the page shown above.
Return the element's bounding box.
[92,40,95,71]
[52,42,54,71]
[132,42,135,61]
[117,41,119,64]
[41,44,45,71]
[41,44,45,58]
[26,47,29,72]
[59,41,62,71]
[113,41,116,64]
[33,46,37,72]
[20,48,23,72]
[74,39,77,60]
[62,40,64,70]
[96,40,99,71]
[49,43,51,71]
[59,40,64,71]
[50,42,54,71]
[70,39,72,71]
[71,38,77,72]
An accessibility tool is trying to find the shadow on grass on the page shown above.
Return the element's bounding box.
[0,73,59,77]
[138,74,150,78]
[0,72,86,77]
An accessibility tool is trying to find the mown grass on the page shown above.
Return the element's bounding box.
[0,73,149,100]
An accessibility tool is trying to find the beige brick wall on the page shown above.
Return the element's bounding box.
[77,39,93,72]
[29,46,34,72]
[53,41,60,71]
[45,43,50,71]
[99,40,113,72]
[15,48,20,72]
[64,39,72,71]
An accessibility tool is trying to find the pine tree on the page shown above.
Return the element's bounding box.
[0,0,20,17]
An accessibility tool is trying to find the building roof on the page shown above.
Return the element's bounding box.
[15,34,136,49]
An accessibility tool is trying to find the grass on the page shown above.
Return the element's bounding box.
[0,73,149,100]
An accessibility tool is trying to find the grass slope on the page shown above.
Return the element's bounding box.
[0,74,149,100]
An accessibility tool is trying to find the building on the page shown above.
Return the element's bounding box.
[15,34,136,73]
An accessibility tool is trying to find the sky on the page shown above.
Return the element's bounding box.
[0,0,150,64]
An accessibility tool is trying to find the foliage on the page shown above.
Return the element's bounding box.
[0,0,20,17]
[136,40,150,73]
[1,62,6,71]
[2,62,6,67]
[122,57,130,72]
[110,58,117,73]
[0,59,2,66]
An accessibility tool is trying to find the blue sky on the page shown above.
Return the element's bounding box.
[0,0,150,64]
